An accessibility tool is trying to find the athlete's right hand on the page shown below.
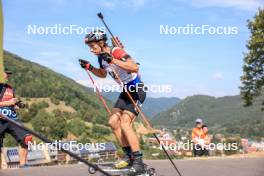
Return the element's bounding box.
[79,59,94,71]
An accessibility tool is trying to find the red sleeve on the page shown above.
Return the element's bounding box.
[111,47,129,60]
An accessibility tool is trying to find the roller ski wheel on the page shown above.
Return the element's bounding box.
[147,168,156,176]
[125,164,156,176]
[125,169,156,176]
[88,166,98,174]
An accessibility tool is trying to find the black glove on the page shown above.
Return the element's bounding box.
[99,53,113,64]
[15,99,26,109]
[79,59,93,71]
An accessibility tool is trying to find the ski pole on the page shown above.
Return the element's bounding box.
[97,12,183,176]
[97,13,124,49]
[112,69,182,176]
[85,69,112,115]
[0,114,112,176]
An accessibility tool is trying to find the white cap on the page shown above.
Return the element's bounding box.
[195,118,203,123]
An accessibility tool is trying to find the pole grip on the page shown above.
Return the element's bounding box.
[97,12,104,20]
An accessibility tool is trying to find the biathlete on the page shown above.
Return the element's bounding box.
[79,30,146,175]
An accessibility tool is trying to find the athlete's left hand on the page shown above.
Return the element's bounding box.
[99,53,113,64]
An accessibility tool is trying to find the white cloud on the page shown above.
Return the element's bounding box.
[99,1,116,8]
[132,0,147,7]
[47,0,68,5]
[97,0,147,9]
[182,0,263,11]
[212,72,224,80]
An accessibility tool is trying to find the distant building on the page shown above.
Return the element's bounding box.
[56,141,117,163]
[146,133,177,146]
[251,142,264,151]
[241,138,264,153]
[1,147,48,169]
[79,142,117,161]
[146,133,179,156]
[0,141,117,169]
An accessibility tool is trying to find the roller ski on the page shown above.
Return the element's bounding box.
[88,164,156,176]
[88,157,156,176]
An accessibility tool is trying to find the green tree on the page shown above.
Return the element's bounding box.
[27,103,40,121]
[3,134,17,147]
[51,97,60,105]
[38,101,49,109]
[66,119,86,137]
[78,132,92,144]
[31,110,67,140]
[91,124,111,140]
[17,109,30,122]
[240,8,264,108]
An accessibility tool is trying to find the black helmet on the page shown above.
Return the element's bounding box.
[84,30,107,44]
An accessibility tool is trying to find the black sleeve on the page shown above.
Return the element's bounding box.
[98,56,104,69]
[0,83,6,101]
[120,54,131,62]
[0,83,4,92]
[123,54,130,59]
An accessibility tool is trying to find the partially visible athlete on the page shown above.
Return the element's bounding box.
[0,69,32,168]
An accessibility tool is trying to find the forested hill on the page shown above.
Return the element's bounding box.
[152,95,264,138]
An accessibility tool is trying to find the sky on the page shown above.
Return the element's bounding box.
[2,0,264,98]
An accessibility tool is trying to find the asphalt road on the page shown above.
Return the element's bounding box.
[0,157,263,176]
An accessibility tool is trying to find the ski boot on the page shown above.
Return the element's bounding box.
[126,156,146,176]
[115,155,133,169]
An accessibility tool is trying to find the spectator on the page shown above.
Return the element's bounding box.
[0,69,32,168]
[192,118,204,157]
[201,125,211,156]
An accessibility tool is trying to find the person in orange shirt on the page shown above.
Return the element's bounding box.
[201,125,211,156]
[192,118,204,157]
